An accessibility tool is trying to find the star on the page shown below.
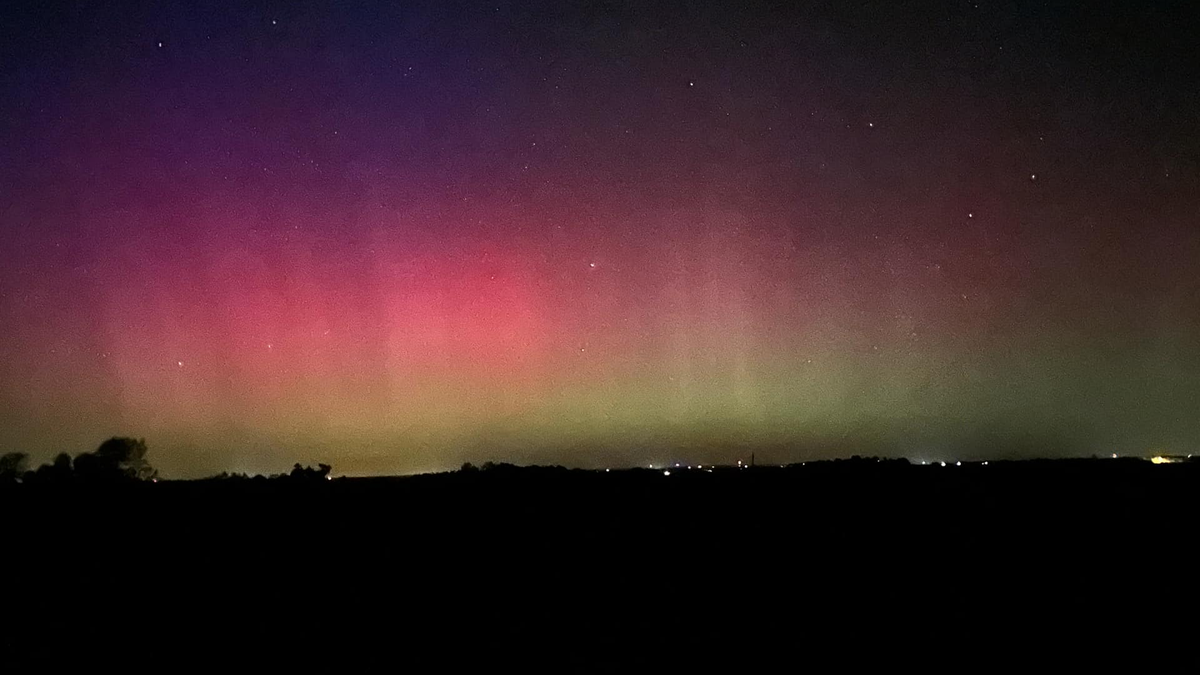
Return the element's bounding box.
[588,262,596,269]
[177,361,183,367]
[157,42,163,48]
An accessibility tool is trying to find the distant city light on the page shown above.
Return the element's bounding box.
[1150,456,1176,465]
[1112,454,1118,459]
[663,470,671,476]
[940,462,946,467]
[956,461,961,466]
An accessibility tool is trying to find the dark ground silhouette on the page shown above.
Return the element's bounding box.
[2,450,1197,670]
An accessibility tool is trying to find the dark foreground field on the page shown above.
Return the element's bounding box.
[4,458,1198,670]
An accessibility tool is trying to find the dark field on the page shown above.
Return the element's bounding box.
[5,458,1198,670]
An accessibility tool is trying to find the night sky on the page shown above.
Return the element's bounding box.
[2,1,1198,476]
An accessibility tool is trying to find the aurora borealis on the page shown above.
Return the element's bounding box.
[2,1,1198,476]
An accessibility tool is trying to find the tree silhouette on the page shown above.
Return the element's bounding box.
[75,437,157,481]
[289,462,333,481]
[30,452,74,482]
[0,452,28,482]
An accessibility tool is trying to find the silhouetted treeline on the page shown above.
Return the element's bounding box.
[459,460,569,473]
[0,437,157,485]
[4,446,1198,670]
[201,463,334,482]
[5,444,1196,487]
[0,440,345,486]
